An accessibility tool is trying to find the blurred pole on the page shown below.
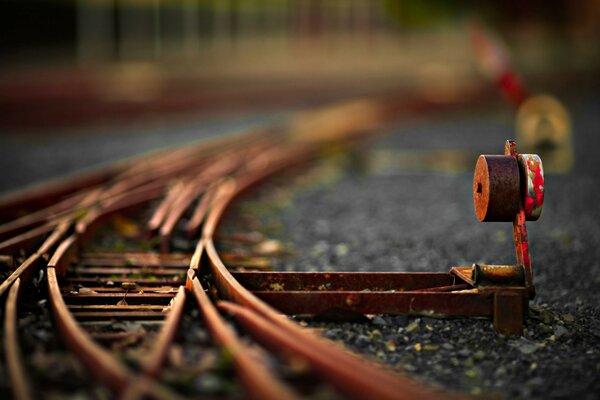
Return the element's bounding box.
[336,0,351,44]
[77,0,115,62]
[183,0,200,57]
[320,1,333,47]
[351,0,362,44]
[118,1,160,60]
[371,0,385,49]
[239,0,258,43]
[153,0,162,58]
[213,0,232,49]
[357,0,372,48]
[297,0,310,44]
[118,2,134,60]
[275,0,289,51]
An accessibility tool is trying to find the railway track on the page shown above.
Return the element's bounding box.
[0,98,466,399]
[0,67,556,397]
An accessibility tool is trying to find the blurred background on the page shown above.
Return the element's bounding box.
[1,0,599,192]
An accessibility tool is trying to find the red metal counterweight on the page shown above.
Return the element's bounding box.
[473,155,520,222]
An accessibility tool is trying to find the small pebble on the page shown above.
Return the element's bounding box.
[465,369,479,379]
[255,239,284,255]
[562,313,575,323]
[518,342,539,355]
[386,340,397,352]
[554,325,569,339]
[406,321,420,333]
[458,348,471,357]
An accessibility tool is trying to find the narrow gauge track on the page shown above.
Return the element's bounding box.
[0,99,476,399]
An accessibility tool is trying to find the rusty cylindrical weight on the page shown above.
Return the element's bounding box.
[472,264,525,285]
[473,155,520,222]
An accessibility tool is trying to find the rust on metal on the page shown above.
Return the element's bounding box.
[79,252,192,268]
[47,266,132,392]
[0,220,71,297]
[505,140,536,293]
[66,277,184,286]
[185,184,218,238]
[143,286,186,376]
[493,291,526,335]
[472,264,525,285]
[219,301,449,400]
[251,290,493,317]
[69,267,188,276]
[0,221,61,255]
[232,271,456,291]
[4,278,33,400]
[473,155,520,222]
[187,270,298,400]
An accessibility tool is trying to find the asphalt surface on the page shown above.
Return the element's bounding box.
[0,110,290,195]
[221,94,600,399]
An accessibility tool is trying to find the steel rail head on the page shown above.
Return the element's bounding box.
[218,301,451,400]
[0,187,104,247]
[46,237,184,399]
[0,255,41,298]
[0,220,72,297]
[159,182,207,253]
[187,269,299,400]
[154,147,254,242]
[201,179,237,241]
[48,234,79,276]
[199,144,314,247]
[0,165,120,221]
[47,265,132,392]
[76,181,167,240]
[2,222,74,399]
[0,220,62,256]
[186,183,219,239]
[0,191,84,240]
[114,128,274,183]
[147,180,188,233]
[4,278,33,400]
[142,285,187,377]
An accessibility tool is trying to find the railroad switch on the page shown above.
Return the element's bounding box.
[238,139,544,335]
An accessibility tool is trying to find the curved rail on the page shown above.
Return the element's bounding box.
[2,219,73,400]
[4,278,32,400]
